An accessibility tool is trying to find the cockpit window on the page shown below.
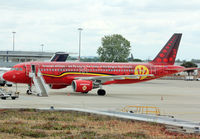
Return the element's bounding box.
[10,67,23,71]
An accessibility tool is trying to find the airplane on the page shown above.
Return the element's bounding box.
[2,33,190,96]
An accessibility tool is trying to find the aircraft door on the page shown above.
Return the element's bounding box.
[151,65,156,75]
[25,64,40,77]
[25,64,31,76]
[31,65,36,73]
[31,64,40,75]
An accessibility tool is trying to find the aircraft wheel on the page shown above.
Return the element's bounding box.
[6,84,12,87]
[11,97,16,100]
[26,90,32,95]
[97,89,106,96]
[1,97,6,100]
[0,83,5,86]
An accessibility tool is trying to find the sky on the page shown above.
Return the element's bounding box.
[0,0,200,60]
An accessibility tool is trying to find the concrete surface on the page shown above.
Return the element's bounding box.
[0,79,200,122]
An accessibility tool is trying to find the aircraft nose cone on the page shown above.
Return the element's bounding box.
[2,72,12,82]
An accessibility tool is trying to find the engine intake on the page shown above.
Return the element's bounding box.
[72,80,93,93]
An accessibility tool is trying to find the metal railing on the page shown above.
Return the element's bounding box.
[121,105,160,116]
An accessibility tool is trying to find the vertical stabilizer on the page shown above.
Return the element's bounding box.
[50,52,69,62]
[151,33,182,65]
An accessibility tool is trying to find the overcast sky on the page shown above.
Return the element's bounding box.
[0,0,200,60]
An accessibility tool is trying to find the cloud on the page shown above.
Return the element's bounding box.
[0,0,200,60]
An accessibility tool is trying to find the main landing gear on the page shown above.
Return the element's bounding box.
[26,90,32,95]
[97,89,106,96]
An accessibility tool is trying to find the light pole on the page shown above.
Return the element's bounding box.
[12,32,16,51]
[41,44,44,52]
[78,28,83,62]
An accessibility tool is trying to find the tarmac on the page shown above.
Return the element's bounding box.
[0,79,200,122]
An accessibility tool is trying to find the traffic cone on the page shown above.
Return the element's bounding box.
[67,93,70,96]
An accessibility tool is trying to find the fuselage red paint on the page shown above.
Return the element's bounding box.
[3,61,184,86]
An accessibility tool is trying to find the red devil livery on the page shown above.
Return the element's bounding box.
[2,33,188,96]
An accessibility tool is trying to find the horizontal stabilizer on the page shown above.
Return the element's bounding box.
[165,68,198,71]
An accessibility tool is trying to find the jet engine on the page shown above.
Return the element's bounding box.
[49,84,68,89]
[72,80,93,93]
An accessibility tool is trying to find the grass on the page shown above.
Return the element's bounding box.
[0,109,199,139]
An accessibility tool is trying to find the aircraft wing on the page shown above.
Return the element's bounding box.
[74,74,154,83]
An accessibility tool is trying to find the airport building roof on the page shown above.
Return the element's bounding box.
[0,51,54,58]
[0,50,55,67]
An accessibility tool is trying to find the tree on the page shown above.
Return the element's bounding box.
[181,61,198,75]
[81,57,99,62]
[97,34,131,62]
[132,58,143,62]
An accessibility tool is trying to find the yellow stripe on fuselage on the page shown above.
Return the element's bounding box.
[42,72,111,78]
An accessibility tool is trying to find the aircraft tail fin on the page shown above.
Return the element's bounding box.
[150,33,182,65]
[50,52,69,62]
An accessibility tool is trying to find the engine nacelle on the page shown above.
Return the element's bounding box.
[72,80,93,93]
[49,84,68,89]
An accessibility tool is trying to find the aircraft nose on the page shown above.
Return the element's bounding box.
[2,71,13,82]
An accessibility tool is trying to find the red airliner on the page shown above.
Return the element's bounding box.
[2,33,189,96]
